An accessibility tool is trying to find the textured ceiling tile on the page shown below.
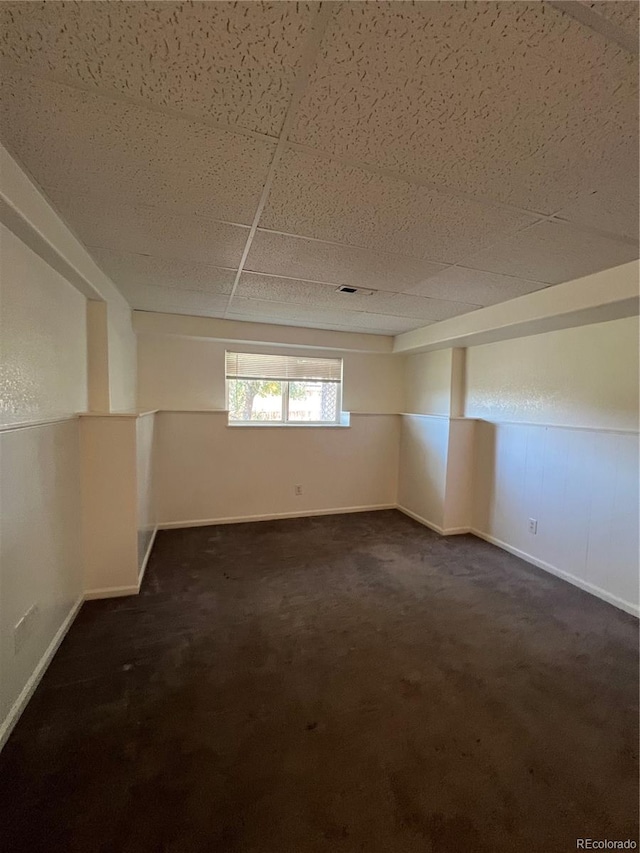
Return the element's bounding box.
[236,272,477,321]
[406,267,548,306]
[552,132,639,240]
[587,1,640,39]
[117,282,231,319]
[0,1,319,136]
[260,149,537,261]
[290,1,638,215]
[49,194,249,268]
[90,249,235,296]
[246,230,448,291]
[372,291,479,322]
[47,195,249,267]
[228,296,368,327]
[228,297,426,335]
[461,221,640,285]
[0,72,275,223]
[348,313,429,334]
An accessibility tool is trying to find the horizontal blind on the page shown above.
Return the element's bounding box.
[226,352,342,382]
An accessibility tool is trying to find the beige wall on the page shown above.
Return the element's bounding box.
[0,226,86,746]
[139,330,404,528]
[0,420,83,744]
[107,299,137,412]
[472,421,639,613]
[136,413,156,574]
[403,349,452,415]
[464,315,640,614]
[397,415,450,530]
[80,416,139,596]
[155,412,399,526]
[465,316,639,430]
[0,148,139,747]
[137,334,404,414]
[0,224,87,425]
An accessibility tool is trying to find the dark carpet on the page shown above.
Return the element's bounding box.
[0,510,638,853]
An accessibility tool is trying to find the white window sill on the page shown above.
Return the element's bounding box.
[227,422,350,429]
[227,412,351,428]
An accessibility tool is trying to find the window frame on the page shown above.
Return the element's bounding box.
[225,353,344,427]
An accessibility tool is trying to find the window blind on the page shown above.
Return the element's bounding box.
[226,352,342,382]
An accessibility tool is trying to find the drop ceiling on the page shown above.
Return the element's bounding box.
[1,1,638,336]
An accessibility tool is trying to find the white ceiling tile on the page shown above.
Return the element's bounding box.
[116,282,231,319]
[228,297,368,327]
[552,133,639,240]
[235,273,477,321]
[90,249,235,296]
[346,314,430,335]
[372,292,480,322]
[260,148,538,261]
[587,2,639,39]
[0,1,320,136]
[48,194,249,268]
[406,267,548,306]
[228,297,426,335]
[461,221,640,285]
[246,230,448,291]
[0,71,275,223]
[289,1,638,216]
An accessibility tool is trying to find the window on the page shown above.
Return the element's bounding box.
[226,352,343,425]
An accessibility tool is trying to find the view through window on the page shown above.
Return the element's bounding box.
[225,353,343,424]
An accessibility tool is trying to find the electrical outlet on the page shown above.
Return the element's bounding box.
[528,518,538,535]
[294,485,303,496]
[14,603,40,654]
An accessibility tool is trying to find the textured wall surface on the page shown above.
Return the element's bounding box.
[0,420,83,739]
[154,412,399,525]
[107,299,137,412]
[473,421,639,613]
[403,349,452,416]
[0,225,87,426]
[397,415,450,530]
[137,335,404,414]
[136,414,156,573]
[465,316,639,430]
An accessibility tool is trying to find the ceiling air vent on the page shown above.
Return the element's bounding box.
[335,285,375,295]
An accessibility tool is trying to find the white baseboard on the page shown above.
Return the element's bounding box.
[138,525,158,586]
[396,504,446,534]
[396,505,469,536]
[0,594,84,752]
[157,504,396,530]
[84,585,140,600]
[470,528,639,618]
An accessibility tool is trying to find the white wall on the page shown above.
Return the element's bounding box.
[466,316,639,614]
[0,145,139,747]
[0,224,87,425]
[107,298,137,411]
[155,412,399,525]
[138,328,404,526]
[0,227,86,746]
[403,349,452,415]
[465,316,639,430]
[137,334,403,414]
[472,421,639,614]
[397,415,450,530]
[0,421,83,743]
[136,413,156,574]
[79,416,139,597]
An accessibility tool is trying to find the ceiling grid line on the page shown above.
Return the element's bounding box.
[0,59,280,145]
[223,2,339,318]
[0,0,637,333]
